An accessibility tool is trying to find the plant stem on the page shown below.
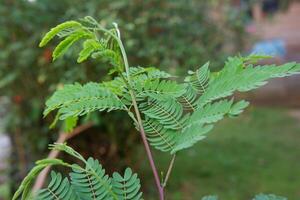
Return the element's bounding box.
[162,154,176,187]
[113,26,164,200]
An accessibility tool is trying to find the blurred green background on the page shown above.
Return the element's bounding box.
[1,0,300,199]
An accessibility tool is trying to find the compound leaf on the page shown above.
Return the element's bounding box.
[44,82,125,120]
[39,21,82,47]
[77,39,103,63]
[185,62,210,93]
[53,30,92,60]
[70,158,114,200]
[197,56,300,107]
[112,168,143,200]
[36,171,79,200]
[143,118,178,152]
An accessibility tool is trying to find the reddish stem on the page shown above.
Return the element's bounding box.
[129,90,164,200]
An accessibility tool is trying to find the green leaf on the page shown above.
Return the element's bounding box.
[172,123,213,153]
[187,99,234,126]
[70,158,115,200]
[12,164,46,200]
[140,97,184,130]
[12,159,68,200]
[178,84,198,110]
[112,168,143,200]
[242,54,273,63]
[52,30,92,60]
[63,116,78,133]
[135,79,186,99]
[49,143,86,163]
[44,82,125,120]
[39,21,82,47]
[197,56,300,107]
[143,118,178,152]
[77,39,103,63]
[186,99,249,127]
[184,62,210,93]
[92,49,122,67]
[229,100,249,116]
[36,171,80,200]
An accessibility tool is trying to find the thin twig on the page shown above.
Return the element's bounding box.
[32,122,93,192]
[162,154,176,187]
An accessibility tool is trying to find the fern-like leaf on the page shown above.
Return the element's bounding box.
[36,171,79,200]
[229,100,249,116]
[12,159,69,200]
[197,56,300,107]
[112,168,143,200]
[188,99,248,126]
[184,62,210,93]
[172,123,213,153]
[178,84,198,111]
[70,158,115,200]
[53,30,92,60]
[172,100,248,153]
[39,21,82,47]
[128,67,173,83]
[140,97,184,130]
[135,79,186,99]
[77,39,103,63]
[92,49,122,68]
[143,118,177,152]
[44,82,125,120]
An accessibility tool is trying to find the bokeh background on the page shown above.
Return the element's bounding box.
[1,0,300,199]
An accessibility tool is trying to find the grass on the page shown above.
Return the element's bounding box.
[139,107,300,199]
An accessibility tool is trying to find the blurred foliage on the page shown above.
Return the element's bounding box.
[0,0,248,195]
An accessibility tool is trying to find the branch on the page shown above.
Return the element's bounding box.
[32,122,93,192]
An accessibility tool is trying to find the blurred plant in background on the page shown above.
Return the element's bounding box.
[0,0,249,196]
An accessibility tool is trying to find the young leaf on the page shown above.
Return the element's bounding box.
[92,49,122,67]
[77,39,103,63]
[39,21,82,47]
[12,159,68,200]
[52,30,92,60]
[63,116,78,133]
